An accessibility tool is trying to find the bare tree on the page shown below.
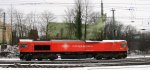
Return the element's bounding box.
[123,25,136,39]
[13,10,25,38]
[7,6,15,45]
[40,11,55,40]
[115,23,124,39]
[83,0,94,40]
[65,0,102,40]
[104,19,125,40]
[25,12,39,38]
[65,0,85,40]
[25,12,37,29]
[88,12,101,24]
[64,8,76,39]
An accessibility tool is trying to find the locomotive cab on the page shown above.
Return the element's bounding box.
[19,39,58,61]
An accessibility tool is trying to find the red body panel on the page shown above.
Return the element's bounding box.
[51,41,85,52]
[19,40,128,53]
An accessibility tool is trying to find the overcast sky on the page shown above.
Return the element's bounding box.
[1,0,150,30]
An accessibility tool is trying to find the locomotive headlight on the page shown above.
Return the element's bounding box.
[121,43,127,48]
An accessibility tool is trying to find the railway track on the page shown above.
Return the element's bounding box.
[0,57,150,68]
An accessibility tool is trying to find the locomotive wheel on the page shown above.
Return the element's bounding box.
[20,54,31,61]
[95,57,102,60]
[37,58,42,61]
[115,53,127,59]
[49,54,58,61]
[95,54,102,60]
[106,57,112,60]
[49,58,55,61]
[49,56,57,61]
[26,58,31,61]
[115,55,124,59]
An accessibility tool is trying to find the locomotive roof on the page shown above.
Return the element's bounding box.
[19,39,126,42]
[102,40,126,42]
[85,40,126,42]
[51,40,83,42]
[19,39,83,42]
[20,39,33,42]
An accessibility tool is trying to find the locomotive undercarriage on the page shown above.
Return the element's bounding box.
[20,52,58,61]
[20,51,127,61]
[94,51,127,60]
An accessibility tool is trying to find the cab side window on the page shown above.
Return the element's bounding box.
[20,44,27,48]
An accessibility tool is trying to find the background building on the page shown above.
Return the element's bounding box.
[0,21,12,44]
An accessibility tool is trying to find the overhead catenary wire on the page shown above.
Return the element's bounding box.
[0,1,150,24]
[1,2,150,5]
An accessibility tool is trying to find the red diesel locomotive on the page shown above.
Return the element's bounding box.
[19,39,128,61]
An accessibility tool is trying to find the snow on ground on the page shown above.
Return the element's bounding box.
[0,58,20,61]
[0,54,150,60]
[127,54,150,58]
[85,65,150,70]
[0,55,150,69]
[0,65,150,70]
